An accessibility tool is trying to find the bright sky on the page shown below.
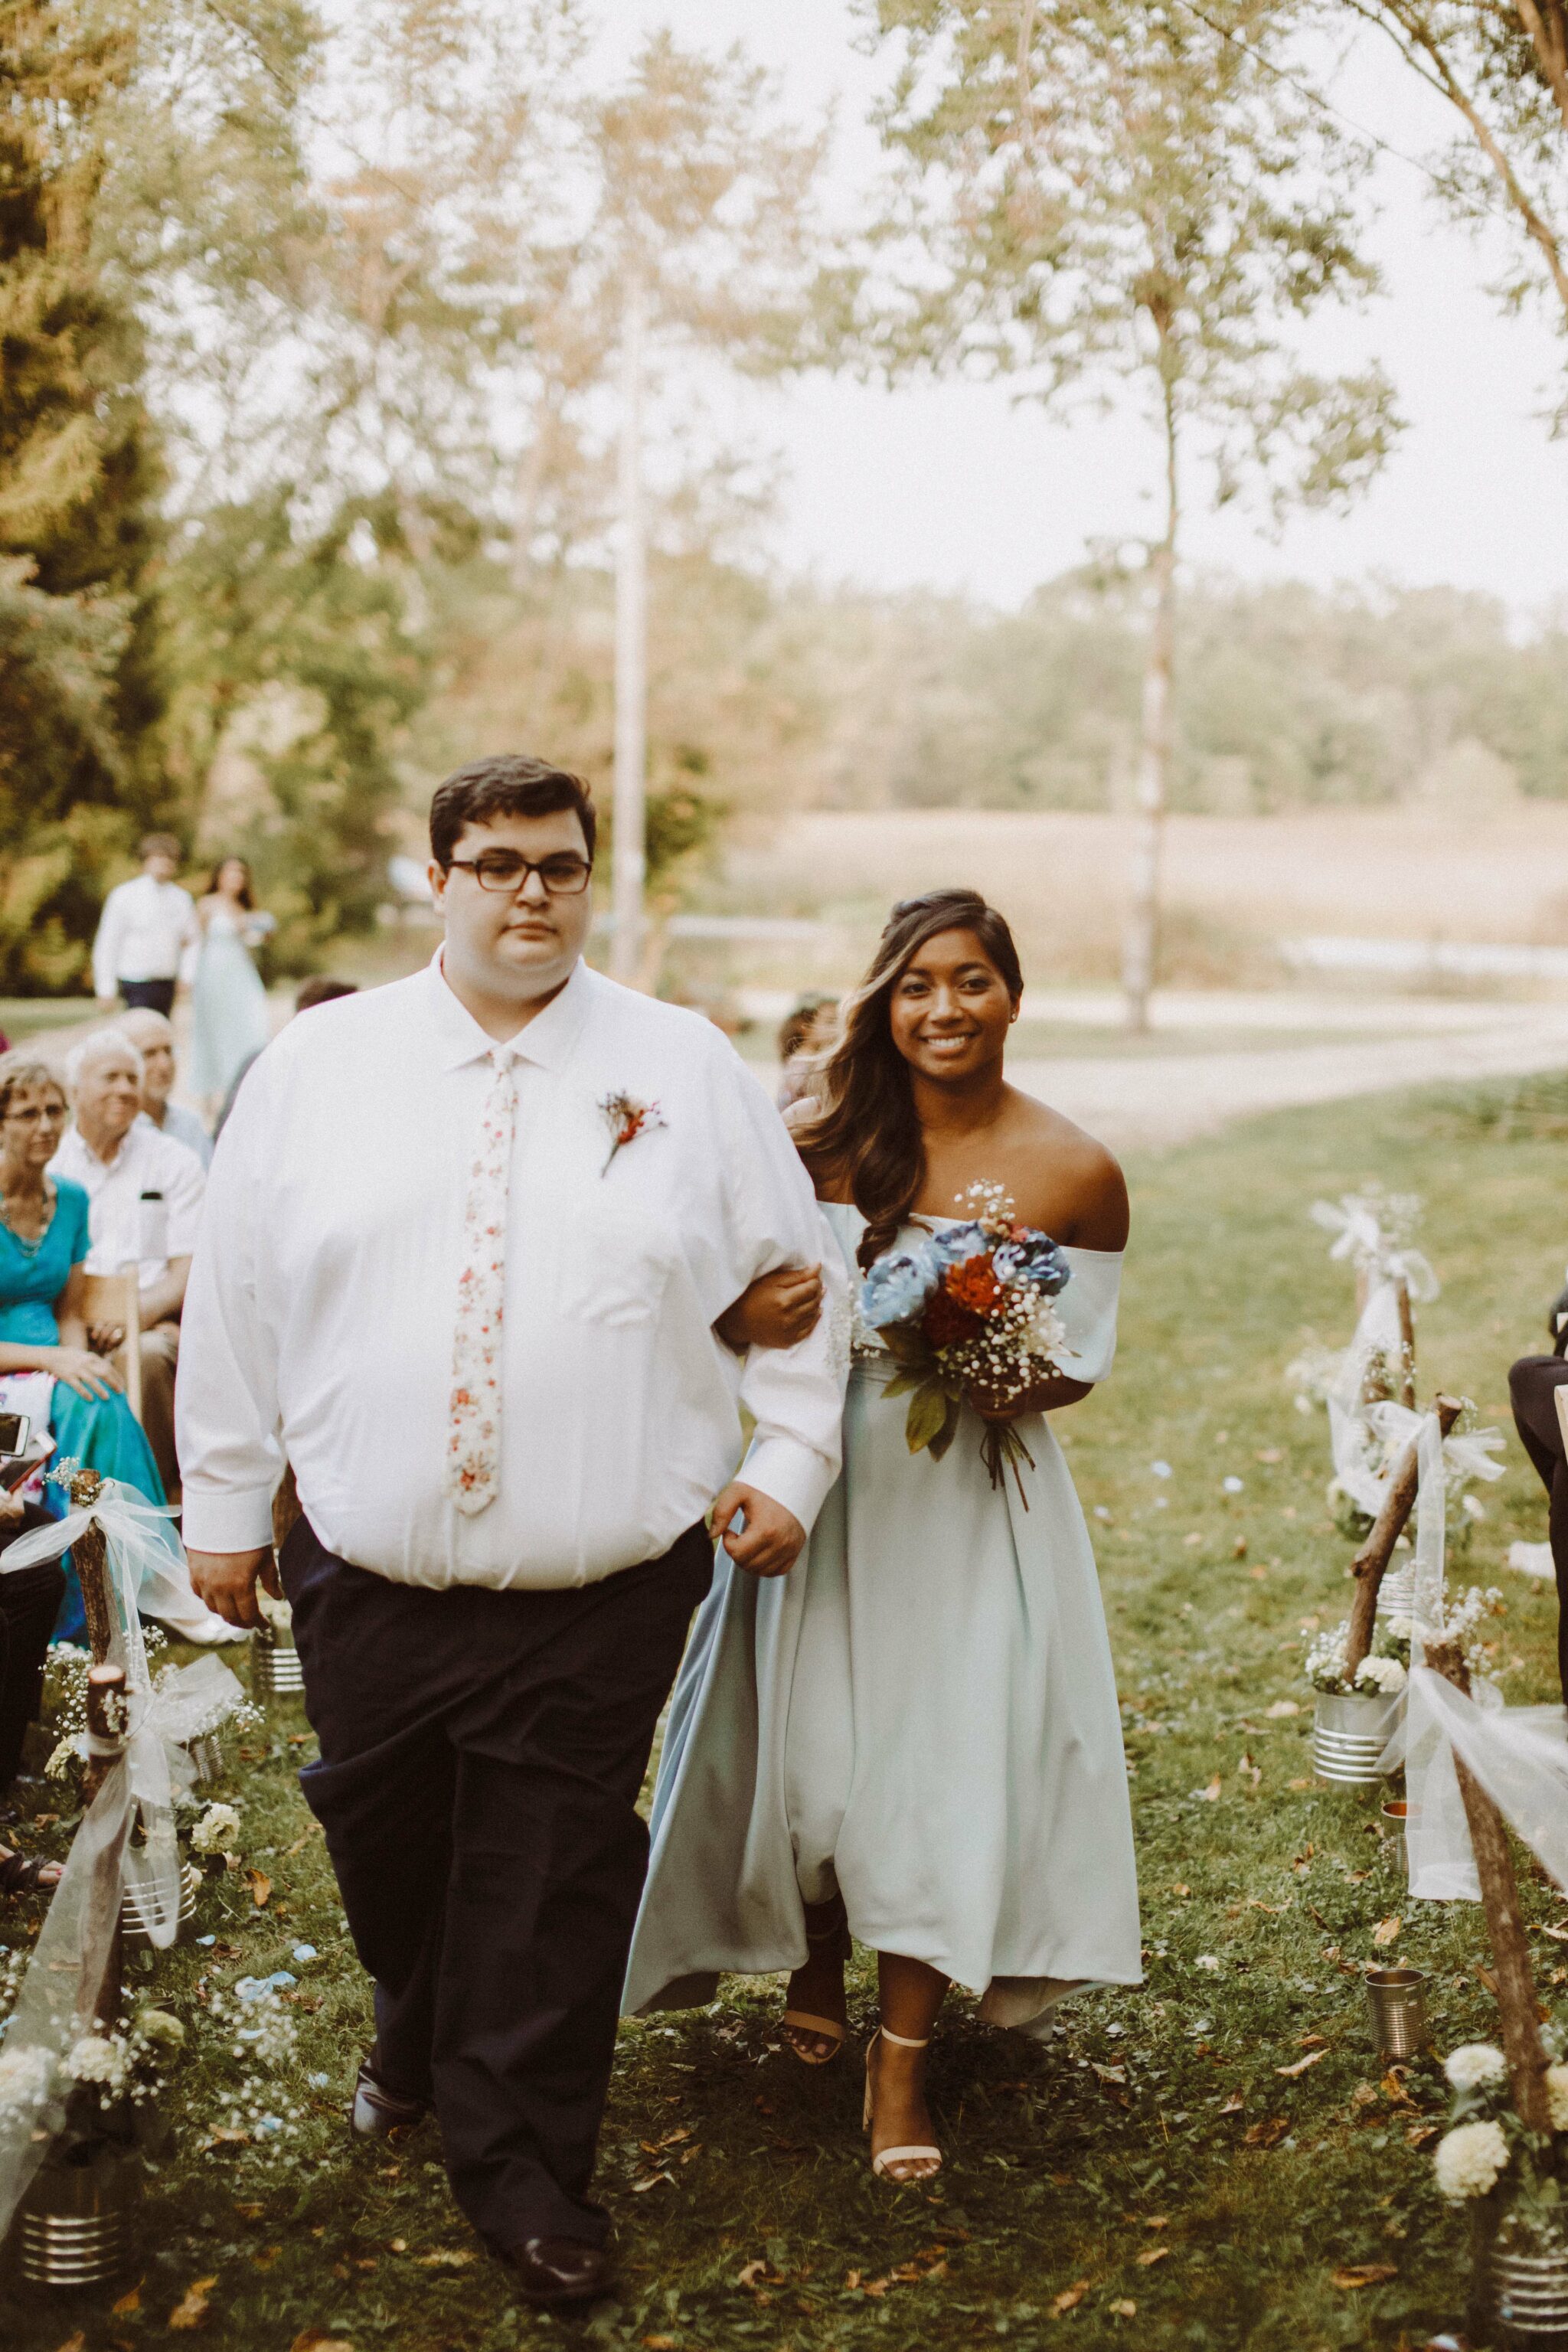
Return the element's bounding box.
[596,1,1568,614]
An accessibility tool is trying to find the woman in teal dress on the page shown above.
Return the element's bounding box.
[0,1056,167,1638]
[626,891,1140,2185]
[190,858,274,1114]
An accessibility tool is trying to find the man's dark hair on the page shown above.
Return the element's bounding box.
[139,832,183,864]
[295,975,358,1013]
[428,755,596,869]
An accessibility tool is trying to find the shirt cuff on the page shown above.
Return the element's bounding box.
[741,1433,837,1538]
[179,1484,276,1554]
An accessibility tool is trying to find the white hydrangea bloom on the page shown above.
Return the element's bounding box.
[1434,2118,1510,2200]
[67,2034,128,2088]
[0,2044,53,2110]
[1443,2043,1508,2092]
[1355,1655,1407,1695]
[1547,2064,1568,2133]
[191,1802,240,1855]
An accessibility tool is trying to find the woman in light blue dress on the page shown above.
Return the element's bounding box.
[0,1057,168,1641]
[626,890,1141,2183]
[190,857,274,1111]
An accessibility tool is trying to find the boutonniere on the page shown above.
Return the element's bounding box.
[599,1090,666,1176]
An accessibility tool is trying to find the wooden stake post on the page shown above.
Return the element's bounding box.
[1426,1640,1551,2135]
[68,1468,126,2030]
[1343,1393,1462,1678]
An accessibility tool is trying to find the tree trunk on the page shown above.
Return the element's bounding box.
[1426,1639,1551,2133]
[611,263,648,988]
[1122,365,1178,1032]
[1516,0,1568,139]
[1343,1392,1462,1677]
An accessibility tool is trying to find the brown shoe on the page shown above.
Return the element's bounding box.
[498,2236,613,2308]
[349,2058,426,2140]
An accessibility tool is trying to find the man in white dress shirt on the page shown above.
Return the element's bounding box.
[51,1029,206,1500]
[177,755,844,2308]
[90,835,200,1018]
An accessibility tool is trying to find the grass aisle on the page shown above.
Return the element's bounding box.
[5,1074,1568,2350]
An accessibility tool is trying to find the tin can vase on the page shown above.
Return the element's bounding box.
[14,2143,138,2289]
[1381,1798,1410,1875]
[1376,1560,1417,1622]
[182,1730,223,1788]
[1312,1688,1402,1789]
[121,1857,200,1949]
[253,1618,305,1699]
[1488,2240,1568,2345]
[1365,1965,1429,2059]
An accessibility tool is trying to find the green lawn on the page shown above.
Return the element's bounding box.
[5,1072,1568,2350]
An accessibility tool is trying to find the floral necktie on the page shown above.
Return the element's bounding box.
[444,1049,517,1516]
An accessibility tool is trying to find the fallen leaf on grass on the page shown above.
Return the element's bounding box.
[640,2126,691,2153]
[631,2171,675,2194]
[1243,2116,1290,2149]
[1109,2300,1138,2318]
[168,2276,217,2330]
[1277,2049,1328,2078]
[1287,1777,1312,1791]
[51,2337,86,2352]
[1380,2070,1416,2109]
[1256,1448,1283,1464]
[1091,2063,1128,2085]
[1331,2263,1398,2291]
[1136,2247,1171,2268]
[1197,1777,1222,1802]
[1050,2280,1091,2317]
[1406,2121,1439,2148]
[247,1870,272,1910]
[1477,1965,1501,1995]
[643,2339,678,2350]
[1248,1900,1292,1915]
[416,2250,474,2268]
[1170,1883,1191,1898]
[1144,2216,1169,2230]
[1298,2034,1328,2050]
[1218,2090,1246,2115]
[290,2334,354,2352]
[737,2260,776,2289]
[112,2285,142,2314]
[1372,1916,1401,1945]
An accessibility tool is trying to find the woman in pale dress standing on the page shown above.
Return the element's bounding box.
[189,858,274,1115]
[626,890,1141,2183]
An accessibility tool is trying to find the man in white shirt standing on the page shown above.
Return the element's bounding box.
[177,756,845,2311]
[90,833,199,1017]
[51,1030,206,1501]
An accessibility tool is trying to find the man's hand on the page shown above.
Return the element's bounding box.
[710,1482,806,1579]
[188,1546,281,1630]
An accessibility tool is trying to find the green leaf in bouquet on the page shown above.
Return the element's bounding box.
[926,1393,964,1460]
[904,1380,955,1455]
[880,1368,926,1400]
[881,1325,933,1369]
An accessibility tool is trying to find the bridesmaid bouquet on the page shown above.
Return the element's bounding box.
[858,1182,1071,1499]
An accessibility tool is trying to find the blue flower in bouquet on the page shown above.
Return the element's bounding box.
[861,1240,942,1328]
[992,1230,1070,1295]
[927,1221,989,1266]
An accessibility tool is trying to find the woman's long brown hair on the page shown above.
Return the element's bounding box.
[795,889,1024,1271]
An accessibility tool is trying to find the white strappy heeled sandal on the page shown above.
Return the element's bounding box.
[781,1915,851,2066]
[863,2027,942,2182]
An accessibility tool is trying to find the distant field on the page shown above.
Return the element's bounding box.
[707,807,1568,991]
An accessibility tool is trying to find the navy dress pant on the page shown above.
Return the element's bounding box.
[279,1515,713,2249]
[1509,1354,1568,1705]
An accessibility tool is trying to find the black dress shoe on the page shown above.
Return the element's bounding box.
[349,2059,426,2139]
[498,2236,613,2308]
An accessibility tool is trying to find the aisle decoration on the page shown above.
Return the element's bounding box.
[858,1183,1070,1495]
[0,1467,249,2262]
[1304,1187,1439,1522]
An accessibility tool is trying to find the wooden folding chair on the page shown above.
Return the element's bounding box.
[81,1270,143,1426]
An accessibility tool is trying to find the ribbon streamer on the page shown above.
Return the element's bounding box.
[0,1481,247,2239]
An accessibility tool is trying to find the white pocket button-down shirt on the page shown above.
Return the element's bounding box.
[90,874,200,997]
[176,955,848,1589]
[50,1120,207,1283]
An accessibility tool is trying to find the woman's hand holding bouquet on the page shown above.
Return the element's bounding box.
[858,1183,1072,1499]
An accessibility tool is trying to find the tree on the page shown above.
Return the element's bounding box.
[559,32,835,983]
[867,0,1402,1024]
[1331,3,1568,392]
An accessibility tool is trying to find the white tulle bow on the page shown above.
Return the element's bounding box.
[1310,1196,1440,1300]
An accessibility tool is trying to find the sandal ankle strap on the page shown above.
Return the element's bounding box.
[878,2025,931,2050]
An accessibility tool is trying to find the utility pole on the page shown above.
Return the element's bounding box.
[611,262,648,986]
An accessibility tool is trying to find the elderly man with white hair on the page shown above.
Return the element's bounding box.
[119,1006,214,1169]
[50,1028,206,1507]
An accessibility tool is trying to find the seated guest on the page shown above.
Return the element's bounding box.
[0,1482,66,1900]
[775,992,840,1112]
[0,1056,170,1639]
[1509,1283,1568,1705]
[51,1029,204,1505]
[122,1005,213,1168]
[214,972,357,1138]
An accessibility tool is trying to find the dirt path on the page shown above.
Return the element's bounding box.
[1010,1002,1568,1151]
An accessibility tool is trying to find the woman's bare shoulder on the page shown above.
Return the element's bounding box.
[1002,1091,1129,1250]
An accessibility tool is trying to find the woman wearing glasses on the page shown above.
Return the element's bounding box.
[0,1055,168,1642]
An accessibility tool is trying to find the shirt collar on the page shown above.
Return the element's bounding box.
[59,1122,139,1178]
[423,949,597,1075]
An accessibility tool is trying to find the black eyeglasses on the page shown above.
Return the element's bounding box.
[446,851,593,896]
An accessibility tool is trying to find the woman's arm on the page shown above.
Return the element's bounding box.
[7,1265,128,1399]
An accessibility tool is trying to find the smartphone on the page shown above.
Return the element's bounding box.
[0,1412,28,1459]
